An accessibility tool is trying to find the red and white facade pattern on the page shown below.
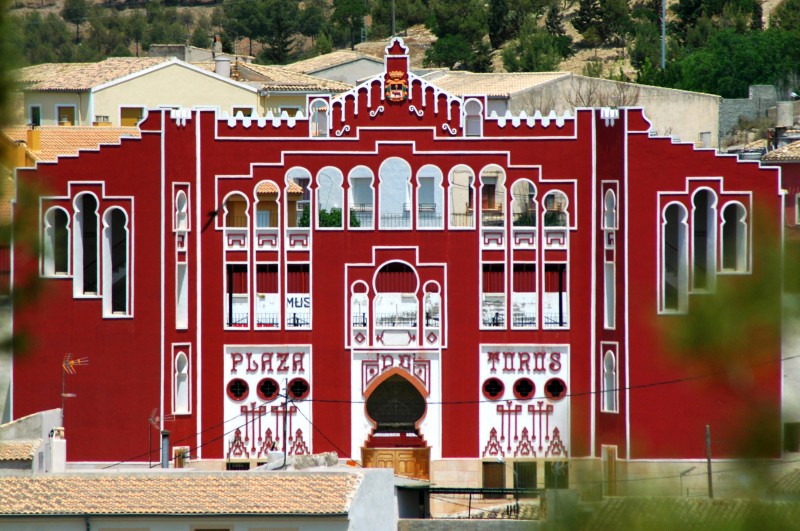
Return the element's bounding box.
[10,39,784,471]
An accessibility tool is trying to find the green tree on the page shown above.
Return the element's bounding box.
[315,31,333,54]
[425,0,491,71]
[332,0,369,50]
[19,12,77,64]
[770,0,800,32]
[488,0,514,48]
[61,0,89,43]
[124,11,147,57]
[260,0,299,64]
[222,0,267,56]
[502,18,563,72]
[190,18,211,49]
[299,0,327,41]
[545,1,573,57]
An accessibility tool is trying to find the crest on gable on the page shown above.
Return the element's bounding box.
[385,70,409,103]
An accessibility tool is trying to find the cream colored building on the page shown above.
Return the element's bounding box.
[17,57,259,127]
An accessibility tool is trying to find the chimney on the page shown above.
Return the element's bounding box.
[215,56,231,79]
[212,35,222,58]
[26,126,40,153]
[160,430,170,469]
[47,427,66,473]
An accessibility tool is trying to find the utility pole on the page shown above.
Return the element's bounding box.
[706,424,714,499]
[282,379,289,469]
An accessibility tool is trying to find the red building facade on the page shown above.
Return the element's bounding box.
[12,40,783,485]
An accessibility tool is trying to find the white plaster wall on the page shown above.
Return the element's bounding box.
[347,469,398,531]
[313,60,384,85]
[379,158,412,218]
[478,345,570,459]
[223,346,312,457]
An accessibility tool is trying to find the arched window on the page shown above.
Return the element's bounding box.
[310,99,328,137]
[223,193,248,229]
[603,190,617,230]
[286,168,312,228]
[316,167,344,229]
[721,202,747,272]
[43,206,70,276]
[103,208,129,315]
[175,190,188,230]
[348,166,374,229]
[378,157,412,229]
[662,203,688,312]
[692,189,717,291]
[602,351,618,413]
[374,262,418,330]
[423,282,441,330]
[480,165,506,227]
[351,281,369,343]
[449,165,475,228]
[543,191,568,227]
[511,180,537,227]
[74,194,98,295]
[416,165,444,229]
[254,180,279,228]
[464,99,483,137]
[175,352,189,414]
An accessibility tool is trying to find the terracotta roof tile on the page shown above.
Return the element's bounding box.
[256,181,303,194]
[237,63,352,93]
[2,126,140,163]
[17,57,170,92]
[285,51,382,74]
[430,72,571,98]
[0,440,39,461]
[763,140,800,162]
[0,472,362,515]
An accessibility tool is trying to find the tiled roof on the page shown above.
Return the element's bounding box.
[17,57,169,91]
[285,50,382,74]
[0,472,362,515]
[256,181,303,194]
[2,126,140,163]
[0,440,39,461]
[429,72,571,98]
[238,63,352,93]
[585,497,800,530]
[763,140,800,162]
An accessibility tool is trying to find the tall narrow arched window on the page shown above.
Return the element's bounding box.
[511,180,537,227]
[692,189,717,291]
[464,99,483,137]
[223,193,248,229]
[175,191,188,230]
[311,99,328,137]
[317,167,344,229]
[662,203,688,312]
[74,194,98,295]
[480,165,506,227]
[449,165,475,228]
[44,207,70,276]
[348,166,374,229]
[103,208,130,315]
[416,165,444,229]
[175,352,189,414]
[602,351,618,413]
[286,168,312,228]
[379,157,412,229]
[543,191,568,227]
[254,181,280,229]
[603,190,617,230]
[373,262,419,333]
[721,202,747,272]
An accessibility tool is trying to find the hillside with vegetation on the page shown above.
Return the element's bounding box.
[4,0,800,98]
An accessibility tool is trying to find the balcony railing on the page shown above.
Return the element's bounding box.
[481,209,505,227]
[376,313,417,328]
[350,204,374,228]
[482,312,505,327]
[450,212,474,227]
[424,313,440,327]
[255,313,280,327]
[418,208,443,228]
[226,312,249,327]
[380,212,412,228]
[543,312,568,327]
[512,312,537,327]
[352,314,368,327]
[286,312,310,328]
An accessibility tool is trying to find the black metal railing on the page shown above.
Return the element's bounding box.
[543,312,568,327]
[424,314,440,327]
[226,312,249,326]
[512,312,537,327]
[483,312,505,327]
[418,209,443,227]
[352,314,368,327]
[286,312,310,327]
[255,313,280,327]
[379,213,412,228]
[350,208,373,227]
[375,313,417,327]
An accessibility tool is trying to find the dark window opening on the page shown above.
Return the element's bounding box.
[226,461,250,471]
[513,378,535,400]
[482,378,504,400]
[227,378,249,401]
[483,461,505,498]
[30,106,41,126]
[257,378,279,401]
[80,195,98,293]
[288,378,310,400]
[514,461,537,496]
[545,461,569,488]
[544,378,567,401]
[53,209,69,274]
[109,209,127,313]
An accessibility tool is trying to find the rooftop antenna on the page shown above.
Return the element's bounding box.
[61,353,88,424]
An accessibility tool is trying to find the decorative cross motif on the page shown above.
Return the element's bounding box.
[528,401,554,452]
[289,428,309,455]
[482,427,504,457]
[497,400,522,452]
[227,428,248,459]
[515,427,536,457]
[258,428,276,458]
[240,402,267,454]
[546,427,568,457]
[271,404,298,451]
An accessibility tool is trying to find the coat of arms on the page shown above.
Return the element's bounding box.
[385,70,408,103]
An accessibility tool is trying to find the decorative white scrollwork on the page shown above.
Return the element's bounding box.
[441,123,458,135]
[409,105,424,117]
[369,106,385,118]
[334,125,351,137]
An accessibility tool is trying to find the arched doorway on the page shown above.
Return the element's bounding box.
[361,370,430,479]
